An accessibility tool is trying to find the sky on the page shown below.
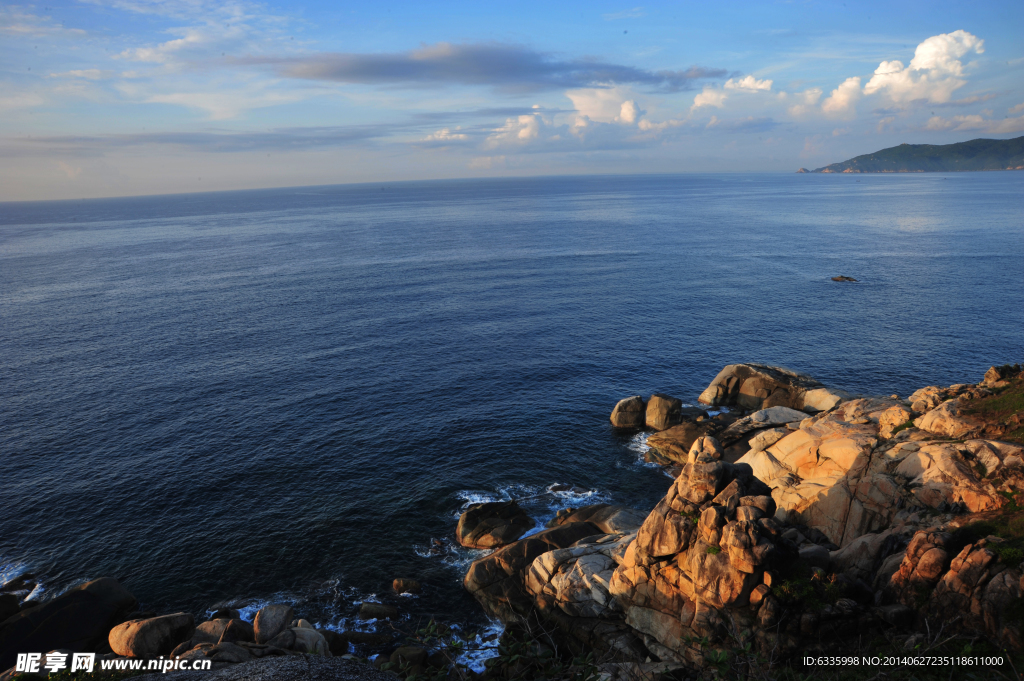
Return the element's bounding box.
[2,0,1023,200]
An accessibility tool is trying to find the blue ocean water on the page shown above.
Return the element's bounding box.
[1,173,1022,636]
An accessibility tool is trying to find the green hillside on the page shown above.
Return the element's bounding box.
[801,136,1024,173]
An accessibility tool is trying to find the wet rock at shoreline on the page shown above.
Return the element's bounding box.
[0,577,136,671]
[456,500,536,549]
[546,504,647,535]
[698,363,850,412]
[358,603,398,620]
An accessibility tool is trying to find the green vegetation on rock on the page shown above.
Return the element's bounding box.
[806,136,1024,173]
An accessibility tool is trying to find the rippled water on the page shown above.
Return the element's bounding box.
[2,173,1022,638]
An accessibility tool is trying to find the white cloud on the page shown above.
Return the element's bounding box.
[57,161,83,179]
[566,87,644,124]
[724,75,772,91]
[925,114,1024,134]
[49,69,113,80]
[423,127,468,142]
[821,76,861,117]
[785,88,821,116]
[863,30,984,105]
[468,155,505,169]
[486,114,543,146]
[1010,102,1024,114]
[143,86,302,119]
[0,93,45,112]
[690,85,726,111]
[618,100,641,124]
[602,7,646,20]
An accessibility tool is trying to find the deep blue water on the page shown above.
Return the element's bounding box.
[1,173,1022,638]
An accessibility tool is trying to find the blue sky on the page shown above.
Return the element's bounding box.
[2,0,1023,199]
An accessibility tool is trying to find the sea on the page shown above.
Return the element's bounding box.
[1,173,1022,655]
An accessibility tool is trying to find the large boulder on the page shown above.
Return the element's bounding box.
[914,398,983,439]
[456,501,536,549]
[884,525,1023,648]
[464,522,603,621]
[0,577,137,671]
[109,613,195,658]
[894,440,1024,512]
[698,364,849,412]
[646,394,682,431]
[253,604,294,644]
[525,534,635,619]
[737,398,910,547]
[610,396,646,428]
[878,405,914,439]
[608,453,792,662]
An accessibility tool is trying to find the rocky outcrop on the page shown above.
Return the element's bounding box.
[645,422,714,464]
[456,501,536,549]
[894,439,1024,512]
[698,364,849,412]
[0,577,137,671]
[915,398,983,439]
[884,525,1023,648]
[464,522,604,621]
[610,396,646,428]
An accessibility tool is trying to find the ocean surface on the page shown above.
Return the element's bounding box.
[2,173,1022,648]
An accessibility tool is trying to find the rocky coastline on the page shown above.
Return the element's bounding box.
[2,362,1023,680]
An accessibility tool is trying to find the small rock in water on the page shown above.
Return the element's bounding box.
[831,275,857,282]
[392,578,421,594]
[359,602,399,620]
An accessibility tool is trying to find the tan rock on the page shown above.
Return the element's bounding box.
[697,363,848,411]
[456,500,536,549]
[687,435,723,463]
[879,405,915,439]
[646,394,683,431]
[915,398,982,439]
[109,613,195,658]
[610,396,646,428]
[645,422,710,463]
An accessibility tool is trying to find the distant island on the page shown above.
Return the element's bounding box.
[797,135,1024,173]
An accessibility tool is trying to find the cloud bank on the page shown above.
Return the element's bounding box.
[251,42,727,93]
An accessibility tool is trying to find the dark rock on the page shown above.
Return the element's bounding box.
[337,631,392,647]
[390,645,428,666]
[218,619,254,644]
[0,577,137,671]
[0,595,19,624]
[456,501,535,549]
[358,603,399,620]
[831,276,857,282]
[266,629,296,650]
[194,619,232,644]
[254,604,294,644]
